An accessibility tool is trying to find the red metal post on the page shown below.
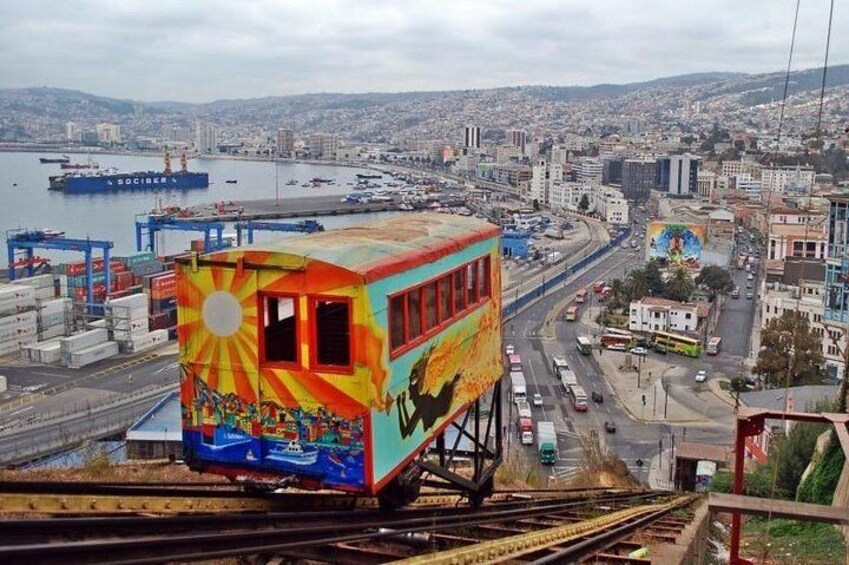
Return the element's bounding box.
[729,416,746,564]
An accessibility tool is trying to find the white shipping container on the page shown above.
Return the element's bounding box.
[38,298,71,316]
[112,317,149,334]
[34,287,57,301]
[88,319,108,329]
[39,324,68,341]
[14,274,54,290]
[0,310,38,330]
[106,293,148,310]
[60,328,109,355]
[119,329,169,353]
[0,322,38,343]
[0,285,36,316]
[0,336,37,357]
[38,312,67,328]
[108,307,149,325]
[0,375,6,393]
[33,342,62,364]
[65,341,119,369]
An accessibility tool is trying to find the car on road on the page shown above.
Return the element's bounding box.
[505,344,515,356]
[746,281,752,289]
[731,288,740,299]
[746,292,754,300]
[532,393,543,407]
[591,391,604,403]
[630,347,648,356]
[695,370,708,383]
[604,421,617,433]
[747,273,754,281]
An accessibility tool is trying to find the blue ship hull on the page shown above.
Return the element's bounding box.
[52,171,209,193]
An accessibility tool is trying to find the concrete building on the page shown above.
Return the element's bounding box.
[549,181,592,212]
[762,165,816,195]
[276,127,294,157]
[730,174,762,201]
[667,154,699,197]
[125,391,181,460]
[495,144,521,164]
[195,120,218,154]
[575,157,603,184]
[96,123,121,144]
[528,158,562,205]
[721,159,762,180]
[505,129,526,152]
[307,133,339,159]
[591,186,629,225]
[621,159,656,202]
[65,121,79,142]
[628,297,699,334]
[697,171,717,200]
[492,164,532,187]
[603,158,623,185]
[464,125,481,149]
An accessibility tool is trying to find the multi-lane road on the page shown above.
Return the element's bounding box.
[504,210,758,486]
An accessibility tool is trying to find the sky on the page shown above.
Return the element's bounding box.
[0,0,845,102]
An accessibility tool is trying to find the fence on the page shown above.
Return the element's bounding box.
[502,228,630,321]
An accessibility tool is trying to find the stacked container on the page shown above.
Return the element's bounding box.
[36,297,72,340]
[21,337,63,364]
[14,274,56,301]
[0,285,38,357]
[59,328,117,368]
[106,293,168,353]
[143,272,178,338]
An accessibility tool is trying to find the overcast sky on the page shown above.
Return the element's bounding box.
[0,0,845,102]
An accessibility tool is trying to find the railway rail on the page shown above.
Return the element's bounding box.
[0,481,700,564]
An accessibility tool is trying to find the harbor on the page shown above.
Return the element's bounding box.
[175,194,404,222]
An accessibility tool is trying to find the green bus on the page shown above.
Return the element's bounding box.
[652,331,701,358]
[576,335,593,355]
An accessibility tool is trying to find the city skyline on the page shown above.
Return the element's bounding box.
[0,0,845,102]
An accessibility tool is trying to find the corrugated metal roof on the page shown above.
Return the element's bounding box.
[206,214,500,282]
[126,390,182,442]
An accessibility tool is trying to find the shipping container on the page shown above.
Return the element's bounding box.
[65,341,119,369]
[0,285,37,316]
[14,274,55,290]
[113,252,156,268]
[106,293,149,310]
[59,329,109,355]
[119,329,169,354]
[150,296,177,312]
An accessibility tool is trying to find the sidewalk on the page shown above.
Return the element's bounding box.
[647,448,675,490]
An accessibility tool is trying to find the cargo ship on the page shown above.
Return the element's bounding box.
[39,155,70,164]
[48,153,208,193]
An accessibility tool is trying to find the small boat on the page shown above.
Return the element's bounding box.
[266,440,318,466]
[39,155,70,164]
[286,179,297,186]
[225,179,237,184]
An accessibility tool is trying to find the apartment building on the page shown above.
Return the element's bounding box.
[628,297,700,333]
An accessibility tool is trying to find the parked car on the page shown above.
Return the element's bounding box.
[591,391,604,403]
[747,273,754,281]
[731,288,740,299]
[630,347,648,357]
[505,344,515,356]
[746,292,754,300]
[532,393,543,407]
[695,370,708,383]
[604,421,617,433]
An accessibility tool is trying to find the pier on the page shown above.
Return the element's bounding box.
[177,195,403,222]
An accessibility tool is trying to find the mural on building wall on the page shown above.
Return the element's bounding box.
[647,222,705,268]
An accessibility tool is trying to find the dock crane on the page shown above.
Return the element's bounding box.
[135,216,228,255]
[6,229,113,307]
[234,220,324,246]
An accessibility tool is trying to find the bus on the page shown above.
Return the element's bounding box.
[575,288,589,303]
[507,354,523,373]
[565,306,578,321]
[510,371,527,404]
[706,336,722,356]
[653,331,702,358]
[569,385,588,412]
[600,328,634,351]
[576,336,593,355]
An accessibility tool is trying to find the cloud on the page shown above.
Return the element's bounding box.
[0,0,844,101]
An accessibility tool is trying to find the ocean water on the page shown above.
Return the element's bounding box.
[0,152,395,259]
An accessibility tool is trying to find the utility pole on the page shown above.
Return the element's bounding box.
[275,161,280,207]
[663,378,670,419]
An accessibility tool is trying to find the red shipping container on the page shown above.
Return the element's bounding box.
[149,287,176,301]
[151,273,176,291]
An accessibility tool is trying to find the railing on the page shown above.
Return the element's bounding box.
[502,228,630,321]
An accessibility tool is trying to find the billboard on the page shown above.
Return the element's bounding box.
[647,222,705,268]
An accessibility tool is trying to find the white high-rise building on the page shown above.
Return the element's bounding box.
[505,129,526,152]
[528,159,562,206]
[195,120,218,154]
[575,157,603,184]
[762,165,816,195]
[307,133,339,159]
[464,126,481,149]
[65,121,79,142]
[96,123,121,143]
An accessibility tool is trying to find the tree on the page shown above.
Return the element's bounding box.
[695,265,735,296]
[644,260,665,296]
[607,278,626,311]
[578,193,590,212]
[752,311,824,388]
[662,267,694,302]
[625,269,650,302]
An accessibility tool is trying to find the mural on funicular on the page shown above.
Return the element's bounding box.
[178,216,502,492]
[178,260,367,490]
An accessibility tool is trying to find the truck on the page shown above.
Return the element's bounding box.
[552,355,569,376]
[518,417,534,445]
[516,400,532,420]
[537,421,557,465]
[510,371,527,404]
[560,369,578,393]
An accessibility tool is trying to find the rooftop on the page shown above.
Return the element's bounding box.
[740,385,839,413]
[204,213,500,283]
[126,390,182,442]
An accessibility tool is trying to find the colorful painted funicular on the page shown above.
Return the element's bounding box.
[178,214,503,506]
